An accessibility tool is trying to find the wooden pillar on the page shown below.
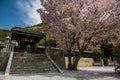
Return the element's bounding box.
[17,39,21,52]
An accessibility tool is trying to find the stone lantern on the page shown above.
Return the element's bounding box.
[6,36,11,44]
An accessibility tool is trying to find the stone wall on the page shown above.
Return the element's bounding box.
[47,48,66,70]
[0,52,10,71]
[65,57,94,67]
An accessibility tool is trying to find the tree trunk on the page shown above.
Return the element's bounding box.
[67,49,74,70]
[67,55,73,70]
[72,53,81,70]
[67,52,80,70]
[69,40,82,70]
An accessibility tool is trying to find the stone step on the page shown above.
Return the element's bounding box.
[10,68,57,74]
[10,52,58,74]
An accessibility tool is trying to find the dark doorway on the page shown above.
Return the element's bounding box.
[19,41,35,53]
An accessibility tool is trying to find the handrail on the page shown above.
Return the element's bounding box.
[45,47,63,73]
[46,54,63,73]
[5,51,14,76]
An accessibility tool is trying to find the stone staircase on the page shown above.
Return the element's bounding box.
[10,52,58,74]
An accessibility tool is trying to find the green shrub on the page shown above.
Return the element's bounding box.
[113,44,120,65]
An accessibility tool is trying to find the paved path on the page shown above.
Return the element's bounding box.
[0,67,119,80]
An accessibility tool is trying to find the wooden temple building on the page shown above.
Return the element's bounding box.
[11,27,45,53]
[7,26,66,74]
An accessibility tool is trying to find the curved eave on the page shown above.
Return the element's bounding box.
[12,30,45,38]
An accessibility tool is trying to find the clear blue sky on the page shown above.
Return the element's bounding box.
[0,0,41,30]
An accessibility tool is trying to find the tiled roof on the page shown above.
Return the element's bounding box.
[11,27,45,36]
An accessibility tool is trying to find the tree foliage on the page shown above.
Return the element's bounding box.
[101,44,114,59]
[39,35,57,47]
[94,49,104,60]
[38,0,120,70]
[113,44,120,65]
[0,30,11,41]
[27,24,57,47]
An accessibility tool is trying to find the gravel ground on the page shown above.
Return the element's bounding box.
[0,67,120,80]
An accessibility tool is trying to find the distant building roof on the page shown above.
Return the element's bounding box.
[0,41,5,47]
[0,41,5,44]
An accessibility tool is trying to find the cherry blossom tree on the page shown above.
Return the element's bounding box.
[38,0,120,70]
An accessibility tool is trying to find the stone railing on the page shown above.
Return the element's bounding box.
[5,43,14,52]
